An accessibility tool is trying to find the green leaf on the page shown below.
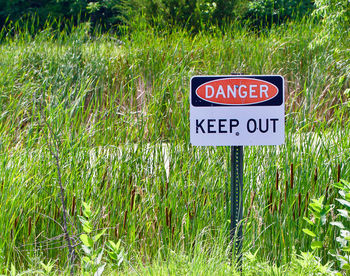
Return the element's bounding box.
[117,252,124,266]
[10,263,16,276]
[108,240,117,249]
[82,202,91,211]
[343,263,350,270]
[333,181,345,190]
[80,234,93,247]
[338,209,350,219]
[108,251,118,261]
[83,223,93,234]
[337,199,350,208]
[93,229,106,242]
[340,230,350,238]
[328,249,337,256]
[302,228,316,237]
[82,245,91,255]
[82,202,92,218]
[95,248,104,265]
[310,202,322,213]
[303,217,315,225]
[345,193,350,201]
[82,256,91,264]
[330,221,345,229]
[311,241,323,250]
[320,205,331,216]
[94,263,106,276]
[341,180,350,187]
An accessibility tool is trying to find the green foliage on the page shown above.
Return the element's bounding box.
[39,260,56,275]
[0,0,123,31]
[79,201,107,275]
[126,248,333,275]
[1,0,334,32]
[303,180,350,273]
[329,180,350,273]
[118,0,237,32]
[244,0,314,27]
[302,196,332,254]
[79,202,125,274]
[107,240,125,269]
[311,0,350,47]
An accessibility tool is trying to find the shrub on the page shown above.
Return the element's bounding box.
[244,0,314,28]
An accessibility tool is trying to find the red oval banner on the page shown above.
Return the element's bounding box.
[195,78,279,105]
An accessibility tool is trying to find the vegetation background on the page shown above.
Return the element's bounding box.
[0,0,349,275]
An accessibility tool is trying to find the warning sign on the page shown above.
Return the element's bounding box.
[190,75,285,146]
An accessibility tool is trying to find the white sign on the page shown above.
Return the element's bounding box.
[190,75,285,146]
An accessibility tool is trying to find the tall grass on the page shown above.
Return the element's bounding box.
[0,17,349,272]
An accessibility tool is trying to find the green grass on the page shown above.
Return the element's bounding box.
[0,17,349,274]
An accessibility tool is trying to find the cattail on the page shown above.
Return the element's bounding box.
[14,216,19,229]
[160,182,163,197]
[290,163,294,189]
[166,207,169,227]
[123,210,128,229]
[269,191,273,212]
[189,203,195,220]
[325,183,330,201]
[169,209,172,230]
[285,181,288,201]
[337,164,341,182]
[130,187,136,212]
[312,168,318,194]
[204,193,208,206]
[115,224,119,239]
[138,230,143,241]
[71,196,76,215]
[189,210,194,220]
[275,169,279,191]
[314,168,318,183]
[247,191,256,218]
[80,206,83,216]
[1,181,3,192]
[172,226,175,237]
[129,175,132,189]
[293,201,296,220]
[165,182,169,198]
[279,194,282,214]
[28,216,32,237]
[193,202,196,217]
[305,192,309,216]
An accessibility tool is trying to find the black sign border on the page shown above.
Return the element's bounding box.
[191,75,284,107]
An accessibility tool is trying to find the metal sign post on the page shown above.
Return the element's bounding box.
[230,72,243,270]
[231,145,243,270]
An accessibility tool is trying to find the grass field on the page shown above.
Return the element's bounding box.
[0,17,349,274]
